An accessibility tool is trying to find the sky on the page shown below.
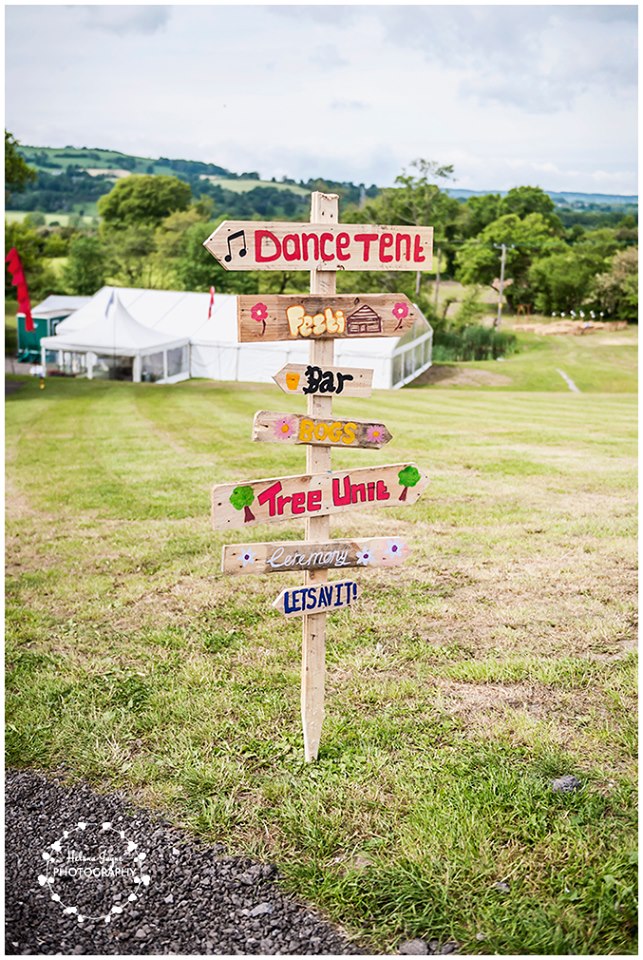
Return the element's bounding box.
[4,3,638,194]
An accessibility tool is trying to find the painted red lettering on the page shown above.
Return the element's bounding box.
[395,234,411,261]
[336,232,351,261]
[257,480,282,516]
[277,493,292,516]
[379,233,394,263]
[319,233,334,261]
[351,482,367,503]
[332,476,351,507]
[376,480,390,500]
[255,230,281,263]
[413,235,426,263]
[291,491,306,514]
[282,234,302,262]
[354,233,378,262]
[309,489,322,511]
[300,233,320,261]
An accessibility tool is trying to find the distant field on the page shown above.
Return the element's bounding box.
[19,146,152,173]
[199,175,309,196]
[417,326,638,393]
[18,146,305,196]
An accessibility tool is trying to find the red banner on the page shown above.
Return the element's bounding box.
[5,247,34,332]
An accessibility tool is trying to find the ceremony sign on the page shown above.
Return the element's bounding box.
[204,221,433,272]
[272,364,373,397]
[204,191,432,762]
[252,411,392,448]
[222,537,412,576]
[237,294,418,342]
[273,580,359,618]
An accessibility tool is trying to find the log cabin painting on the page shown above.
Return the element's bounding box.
[345,303,383,336]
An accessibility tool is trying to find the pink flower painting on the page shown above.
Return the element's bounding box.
[250,302,268,336]
[365,424,384,445]
[273,416,297,440]
[392,301,409,330]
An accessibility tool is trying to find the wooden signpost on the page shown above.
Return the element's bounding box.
[222,537,411,576]
[252,411,392,448]
[272,364,372,397]
[204,221,433,272]
[237,294,418,342]
[204,192,433,762]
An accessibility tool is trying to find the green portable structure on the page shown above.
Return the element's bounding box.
[16,295,90,363]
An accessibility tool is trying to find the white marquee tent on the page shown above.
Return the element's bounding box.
[49,285,433,389]
[40,293,190,383]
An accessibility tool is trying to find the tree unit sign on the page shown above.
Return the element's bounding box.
[211,463,428,530]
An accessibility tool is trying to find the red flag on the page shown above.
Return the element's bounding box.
[207,285,215,320]
[5,247,34,331]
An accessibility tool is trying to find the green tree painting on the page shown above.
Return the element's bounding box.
[398,465,421,500]
[230,486,256,522]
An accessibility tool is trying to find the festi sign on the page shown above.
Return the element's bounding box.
[237,293,418,342]
[203,221,433,272]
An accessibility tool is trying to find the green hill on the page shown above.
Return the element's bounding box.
[9,143,638,223]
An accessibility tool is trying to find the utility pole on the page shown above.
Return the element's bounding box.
[433,245,442,311]
[493,243,509,328]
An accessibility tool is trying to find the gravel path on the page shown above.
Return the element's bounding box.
[5,769,365,955]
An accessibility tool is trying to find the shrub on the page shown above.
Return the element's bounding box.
[433,325,518,362]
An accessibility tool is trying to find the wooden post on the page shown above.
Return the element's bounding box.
[302,191,338,762]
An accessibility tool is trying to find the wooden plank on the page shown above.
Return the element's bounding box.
[222,536,412,575]
[237,294,418,343]
[273,580,359,618]
[302,192,337,764]
[203,220,433,272]
[252,411,392,449]
[211,462,429,530]
[272,363,373,398]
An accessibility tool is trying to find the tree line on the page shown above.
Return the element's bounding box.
[5,135,638,347]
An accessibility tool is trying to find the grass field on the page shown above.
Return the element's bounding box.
[199,176,309,196]
[5,346,637,953]
[418,326,638,393]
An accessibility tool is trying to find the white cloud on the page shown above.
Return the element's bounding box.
[77,5,171,35]
[4,4,637,194]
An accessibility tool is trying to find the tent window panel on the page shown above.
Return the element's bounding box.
[92,355,134,381]
[141,352,165,382]
[392,354,403,387]
[167,345,188,377]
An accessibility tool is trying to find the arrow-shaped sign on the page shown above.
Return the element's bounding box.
[211,463,429,530]
[203,221,433,272]
[222,536,411,575]
[237,294,418,342]
[273,580,359,618]
[272,364,373,397]
[252,411,392,449]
